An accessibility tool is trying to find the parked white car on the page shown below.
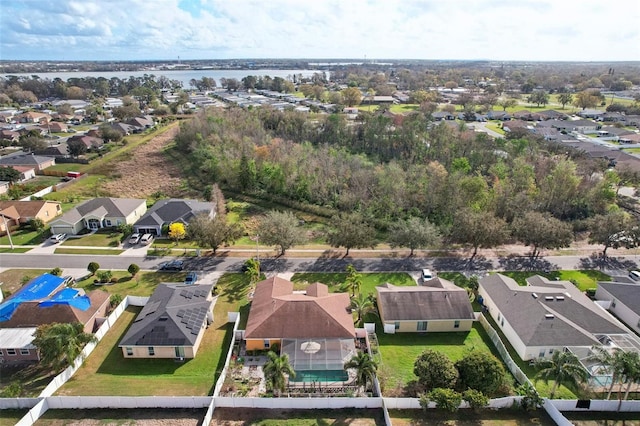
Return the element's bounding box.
[140,234,154,245]
[50,233,66,243]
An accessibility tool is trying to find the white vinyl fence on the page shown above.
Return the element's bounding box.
[551,399,640,412]
[214,397,383,409]
[46,396,212,409]
[0,398,41,410]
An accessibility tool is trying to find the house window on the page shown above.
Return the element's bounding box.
[148,347,155,356]
[538,349,546,358]
[500,318,504,327]
[264,340,270,349]
[497,313,501,322]
[454,320,460,329]
[549,349,554,354]
[7,349,16,356]
[20,349,30,355]
[394,322,400,330]
[417,321,427,331]
[105,219,112,227]
[126,347,133,356]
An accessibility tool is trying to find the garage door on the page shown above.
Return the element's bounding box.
[50,225,74,235]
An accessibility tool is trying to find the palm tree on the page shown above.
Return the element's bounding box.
[344,352,378,394]
[618,351,640,410]
[345,264,362,297]
[33,322,97,371]
[535,350,588,399]
[350,293,378,327]
[588,346,622,400]
[263,351,295,397]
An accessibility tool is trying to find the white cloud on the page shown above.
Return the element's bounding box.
[1,0,638,60]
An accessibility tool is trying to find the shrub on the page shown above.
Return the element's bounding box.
[462,389,489,410]
[127,263,140,277]
[421,388,462,412]
[97,270,112,283]
[87,262,100,276]
[50,267,62,276]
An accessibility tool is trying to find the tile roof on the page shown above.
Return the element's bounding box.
[119,283,214,347]
[480,274,626,347]
[245,276,355,340]
[377,279,475,322]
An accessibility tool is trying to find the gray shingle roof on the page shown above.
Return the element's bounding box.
[0,154,52,166]
[134,198,213,228]
[598,282,640,316]
[52,197,145,226]
[377,280,475,322]
[119,283,214,347]
[480,274,626,347]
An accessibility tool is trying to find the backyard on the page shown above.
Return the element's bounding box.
[56,272,251,396]
[389,408,556,426]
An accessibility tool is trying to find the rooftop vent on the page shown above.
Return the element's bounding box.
[545,314,555,320]
[555,296,565,301]
[532,293,538,299]
[545,296,554,301]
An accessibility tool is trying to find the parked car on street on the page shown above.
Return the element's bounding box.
[184,271,198,285]
[421,268,434,281]
[159,260,185,271]
[50,233,66,243]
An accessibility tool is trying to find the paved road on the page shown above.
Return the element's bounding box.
[1,251,638,276]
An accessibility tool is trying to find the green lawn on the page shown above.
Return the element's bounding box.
[75,270,188,297]
[498,270,610,291]
[54,248,124,255]
[485,121,506,135]
[0,247,31,253]
[290,272,415,296]
[0,410,28,425]
[43,175,111,200]
[0,228,45,245]
[377,322,511,395]
[61,230,124,247]
[57,272,251,396]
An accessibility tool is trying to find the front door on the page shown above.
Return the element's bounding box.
[87,219,101,229]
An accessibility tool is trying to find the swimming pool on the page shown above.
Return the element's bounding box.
[289,370,349,383]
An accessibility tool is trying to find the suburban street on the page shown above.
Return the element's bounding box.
[1,250,638,277]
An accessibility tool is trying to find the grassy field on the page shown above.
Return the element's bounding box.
[54,247,125,255]
[485,121,505,135]
[498,270,610,290]
[0,227,46,245]
[0,410,28,425]
[75,270,187,297]
[377,322,510,395]
[61,230,124,247]
[290,272,415,296]
[0,268,52,295]
[57,272,251,396]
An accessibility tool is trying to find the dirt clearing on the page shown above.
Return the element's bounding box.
[102,124,184,199]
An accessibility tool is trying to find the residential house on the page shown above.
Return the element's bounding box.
[486,110,511,121]
[0,200,62,233]
[432,111,456,121]
[134,198,214,236]
[599,112,626,122]
[512,110,542,121]
[376,278,475,333]
[119,283,215,359]
[67,134,104,151]
[625,115,640,127]
[0,273,110,334]
[9,166,36,182]
[537,110,569,121]
[0,129,20,144]
[478,273,629,361]
[34,143,70,158]
[110,122,135,136]
[244,276,356,351]
[18,112,50,124]
[502,120,531,133]
[577,109,602,119]
[45,122,68,133]
[0,154,55,171]
[49,197,147,235]
[596,282,640,335]
[539,119,599,134]
[0,328,39,366]
[126,116,154,132]
[619,133,640,145]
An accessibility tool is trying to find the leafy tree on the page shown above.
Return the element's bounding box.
[422,388,462,412]
[117,223,134,237]
[327,213,376,256]
[558,92,573,109]
[188,213,243,256]
[263,351,295,396]
[517,382,543,411]
[414,350,459,392]
[0,381,23,397]
[512,211,573,258]
[455,351,506,396]
[462,389,489,410]
[528,90,549,107]
[29,218,45,240]
[344,352,378,393]
[449,209,509,257]
[97,270,113,283]
[50,267,62,276]
[168,222,186,245]
[243,257,261,284]
[350,293,377,326]
[534,350,588,399]
[127,263,140,277]
[498,98,517,111]
[587,210,637,257]
[344,264,363,296]
[388,217,441,256]
[0,166,20,183]
[33,322,96,370]
[574,90,601,110]
[341,87,362,107]
[258,210,306,256]
[20,135,47,152]
[67,138,88,158]
[87,262,100,276]
[112,103,141,121]
[99,123,123,143]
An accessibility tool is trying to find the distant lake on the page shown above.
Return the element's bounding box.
[1,69,323,87]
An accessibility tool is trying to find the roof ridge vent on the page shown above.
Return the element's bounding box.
[532,293,538,299]
[545,314,555,319]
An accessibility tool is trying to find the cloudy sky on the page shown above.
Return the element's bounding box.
[1,0,639,62]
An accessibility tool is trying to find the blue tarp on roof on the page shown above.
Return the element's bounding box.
[39,288,91,311]
[0,273,66,322]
